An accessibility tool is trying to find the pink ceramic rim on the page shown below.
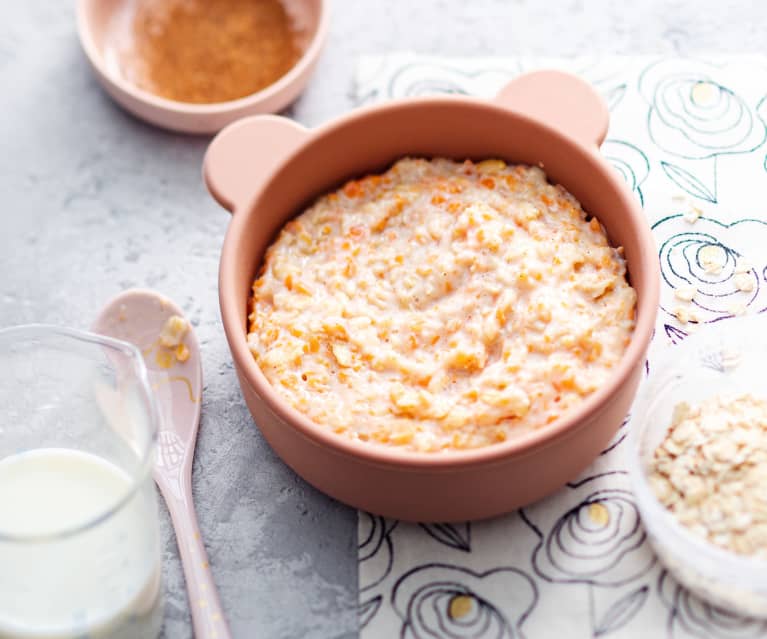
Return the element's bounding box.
[75,0,329,114]
[218,94,660,470]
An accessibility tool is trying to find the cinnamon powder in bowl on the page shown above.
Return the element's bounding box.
[77,0,327,133]
[116,0,303,104]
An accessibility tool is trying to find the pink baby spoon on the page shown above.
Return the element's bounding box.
[94,289,231,639]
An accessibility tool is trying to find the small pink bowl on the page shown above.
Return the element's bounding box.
[76,0,328,134]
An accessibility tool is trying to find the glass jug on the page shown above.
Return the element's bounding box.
[0,325,163,639]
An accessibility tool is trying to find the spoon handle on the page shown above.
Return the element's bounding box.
[159,475,232,639]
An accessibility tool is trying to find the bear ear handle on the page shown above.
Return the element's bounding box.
[203,115,310,214]
[494,70,609,149]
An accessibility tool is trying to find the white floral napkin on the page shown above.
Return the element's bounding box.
[354,55,767,638]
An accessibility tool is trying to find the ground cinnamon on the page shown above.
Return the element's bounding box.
[120,0,302,104]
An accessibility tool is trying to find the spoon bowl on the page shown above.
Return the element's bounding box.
[94,290,202,448]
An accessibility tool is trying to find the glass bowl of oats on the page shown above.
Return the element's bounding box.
[629,315,767,617]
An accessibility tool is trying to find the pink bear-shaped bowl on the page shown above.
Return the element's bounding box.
[204,70,660,522]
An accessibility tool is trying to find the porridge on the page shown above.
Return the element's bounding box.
[247,158,636,451]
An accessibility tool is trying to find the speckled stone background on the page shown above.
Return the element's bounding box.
[1,1,764,637]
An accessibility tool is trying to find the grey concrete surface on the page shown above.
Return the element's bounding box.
[0,1,763,637]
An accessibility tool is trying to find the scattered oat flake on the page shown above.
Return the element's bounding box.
[699,245,724,274]
[735,259,752,274]
[672,193,688,204]
[683,208,702,224]
[674,286,697,302]
[727,300,748,316]
[159,315,189,347]
[673,306,690,324]
[175,343,190,363]
[734,273,755,292]
[155,349,174,369]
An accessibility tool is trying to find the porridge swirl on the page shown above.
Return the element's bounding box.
[247,158,636,451]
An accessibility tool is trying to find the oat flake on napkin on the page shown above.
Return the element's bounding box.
[354,54,767,639]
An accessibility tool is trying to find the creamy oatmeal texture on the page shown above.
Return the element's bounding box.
[649,394,767,558]
[248,158,636,451]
